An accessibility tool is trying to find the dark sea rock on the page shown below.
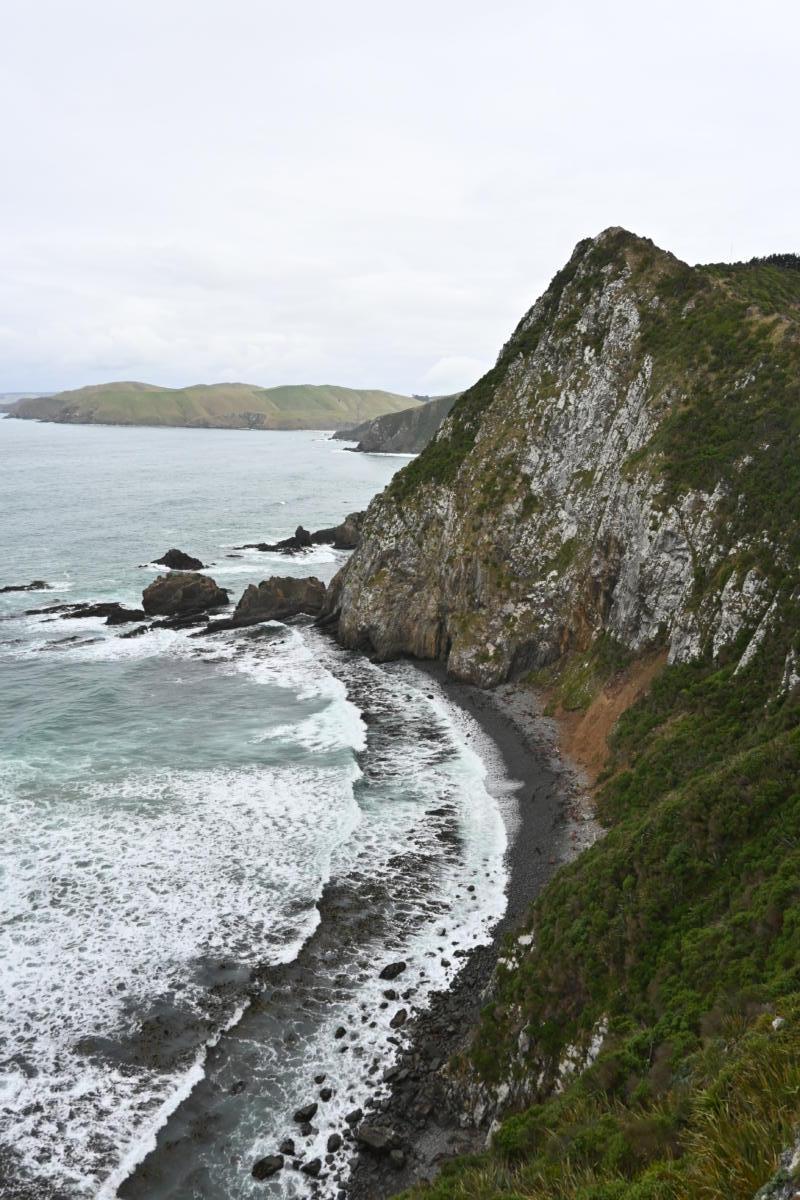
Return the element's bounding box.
[293,1102,318,1123]
[300,1158,322,1177]
[239,512,364,554]
[320,1086,333,1101]
[153,548,206,571]
[24,599,146,624]
[229,576,326,626]
[389,1008,408,1029]
[311,510,364,550]
[379,961,407,981]
[251,1153,284,1180]
[105,606,147,625]
[327,1132,342,1153]
[278,1137,296,1156]
[344,1108,363,1126]
[142,573,228,617]
[0,580,49,593]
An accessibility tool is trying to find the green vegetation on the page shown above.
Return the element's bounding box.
[10,381,416,430]
[530,633,634,713]
[401,606,800,1198]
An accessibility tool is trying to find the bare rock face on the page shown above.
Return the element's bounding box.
[325,228,799,687]
[232,576,326,626]
[153,549,205,570]
[142,573,229,617]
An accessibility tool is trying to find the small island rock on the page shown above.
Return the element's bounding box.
[153,549,206,571]
[142,573,228,617]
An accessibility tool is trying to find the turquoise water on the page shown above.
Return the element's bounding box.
[0,419,510,1199]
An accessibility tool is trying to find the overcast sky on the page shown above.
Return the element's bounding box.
[1,0,797,395]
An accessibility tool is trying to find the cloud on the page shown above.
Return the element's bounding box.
[421,357,487,396]
[0,0,797,392]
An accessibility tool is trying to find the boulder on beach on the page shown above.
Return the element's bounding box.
[293,1101,318,1123]
[153,549,206,571]
[251,1154,284,1180]
[231,576,326,627]
[379,961,407,981]
[0,580,50,594]
[142,573,229,617]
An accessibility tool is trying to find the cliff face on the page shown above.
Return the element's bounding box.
[332,392,458,452]
[328,228,800,688]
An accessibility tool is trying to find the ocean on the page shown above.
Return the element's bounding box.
[0,418,514,1200]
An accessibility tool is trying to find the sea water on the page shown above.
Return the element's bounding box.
[0,419,513,1199]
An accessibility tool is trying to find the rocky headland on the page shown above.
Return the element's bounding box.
[320,229,800,1198]
[332,394,458,454]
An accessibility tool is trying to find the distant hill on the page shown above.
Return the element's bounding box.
[0,392,52,412]
[7,382,417,430]
[332,393,459,453]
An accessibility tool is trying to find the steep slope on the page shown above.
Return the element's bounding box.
[328,228,800,689]
[323,229,800,1199]
[331,392,459,452]
[9,381,416,430]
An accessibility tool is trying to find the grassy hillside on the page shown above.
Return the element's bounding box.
[8,381,417,430]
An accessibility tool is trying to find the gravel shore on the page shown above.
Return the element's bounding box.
[345,669,600,1198]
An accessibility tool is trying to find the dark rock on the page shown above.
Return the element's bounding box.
[327,1132,343,1153]
[355,1124,397,1155]
[300,1158,322,1177]
[389,1148,406,1169]
[320,1086,333,1101]
[310,511,364,550]
[120,623,152,638]
[293,1102,318,1123]
[314,1073,326,1084]
[300,1121,313,1136]
[154,613,209,630]
[228,576,326,627]
[142,573,228,617]
[344,1108,363,1126]
[379,961,407,981]
[278,1137,295,1156]
[383,989,398,1000]
[153,549,205,571]
[105,606,147,625]
[229,1079,246,1095]
[251,1154,284,1180]
[389,1008,408,1029]
[54,601,141,623]
[334,1025,347,1039]
[0,580,49,593]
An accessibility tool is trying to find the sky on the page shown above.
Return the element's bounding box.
[1,0,798,396]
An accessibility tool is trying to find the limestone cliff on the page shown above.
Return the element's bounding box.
[327,228,800,687]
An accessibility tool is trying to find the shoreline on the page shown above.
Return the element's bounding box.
[346,665,600,1198]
